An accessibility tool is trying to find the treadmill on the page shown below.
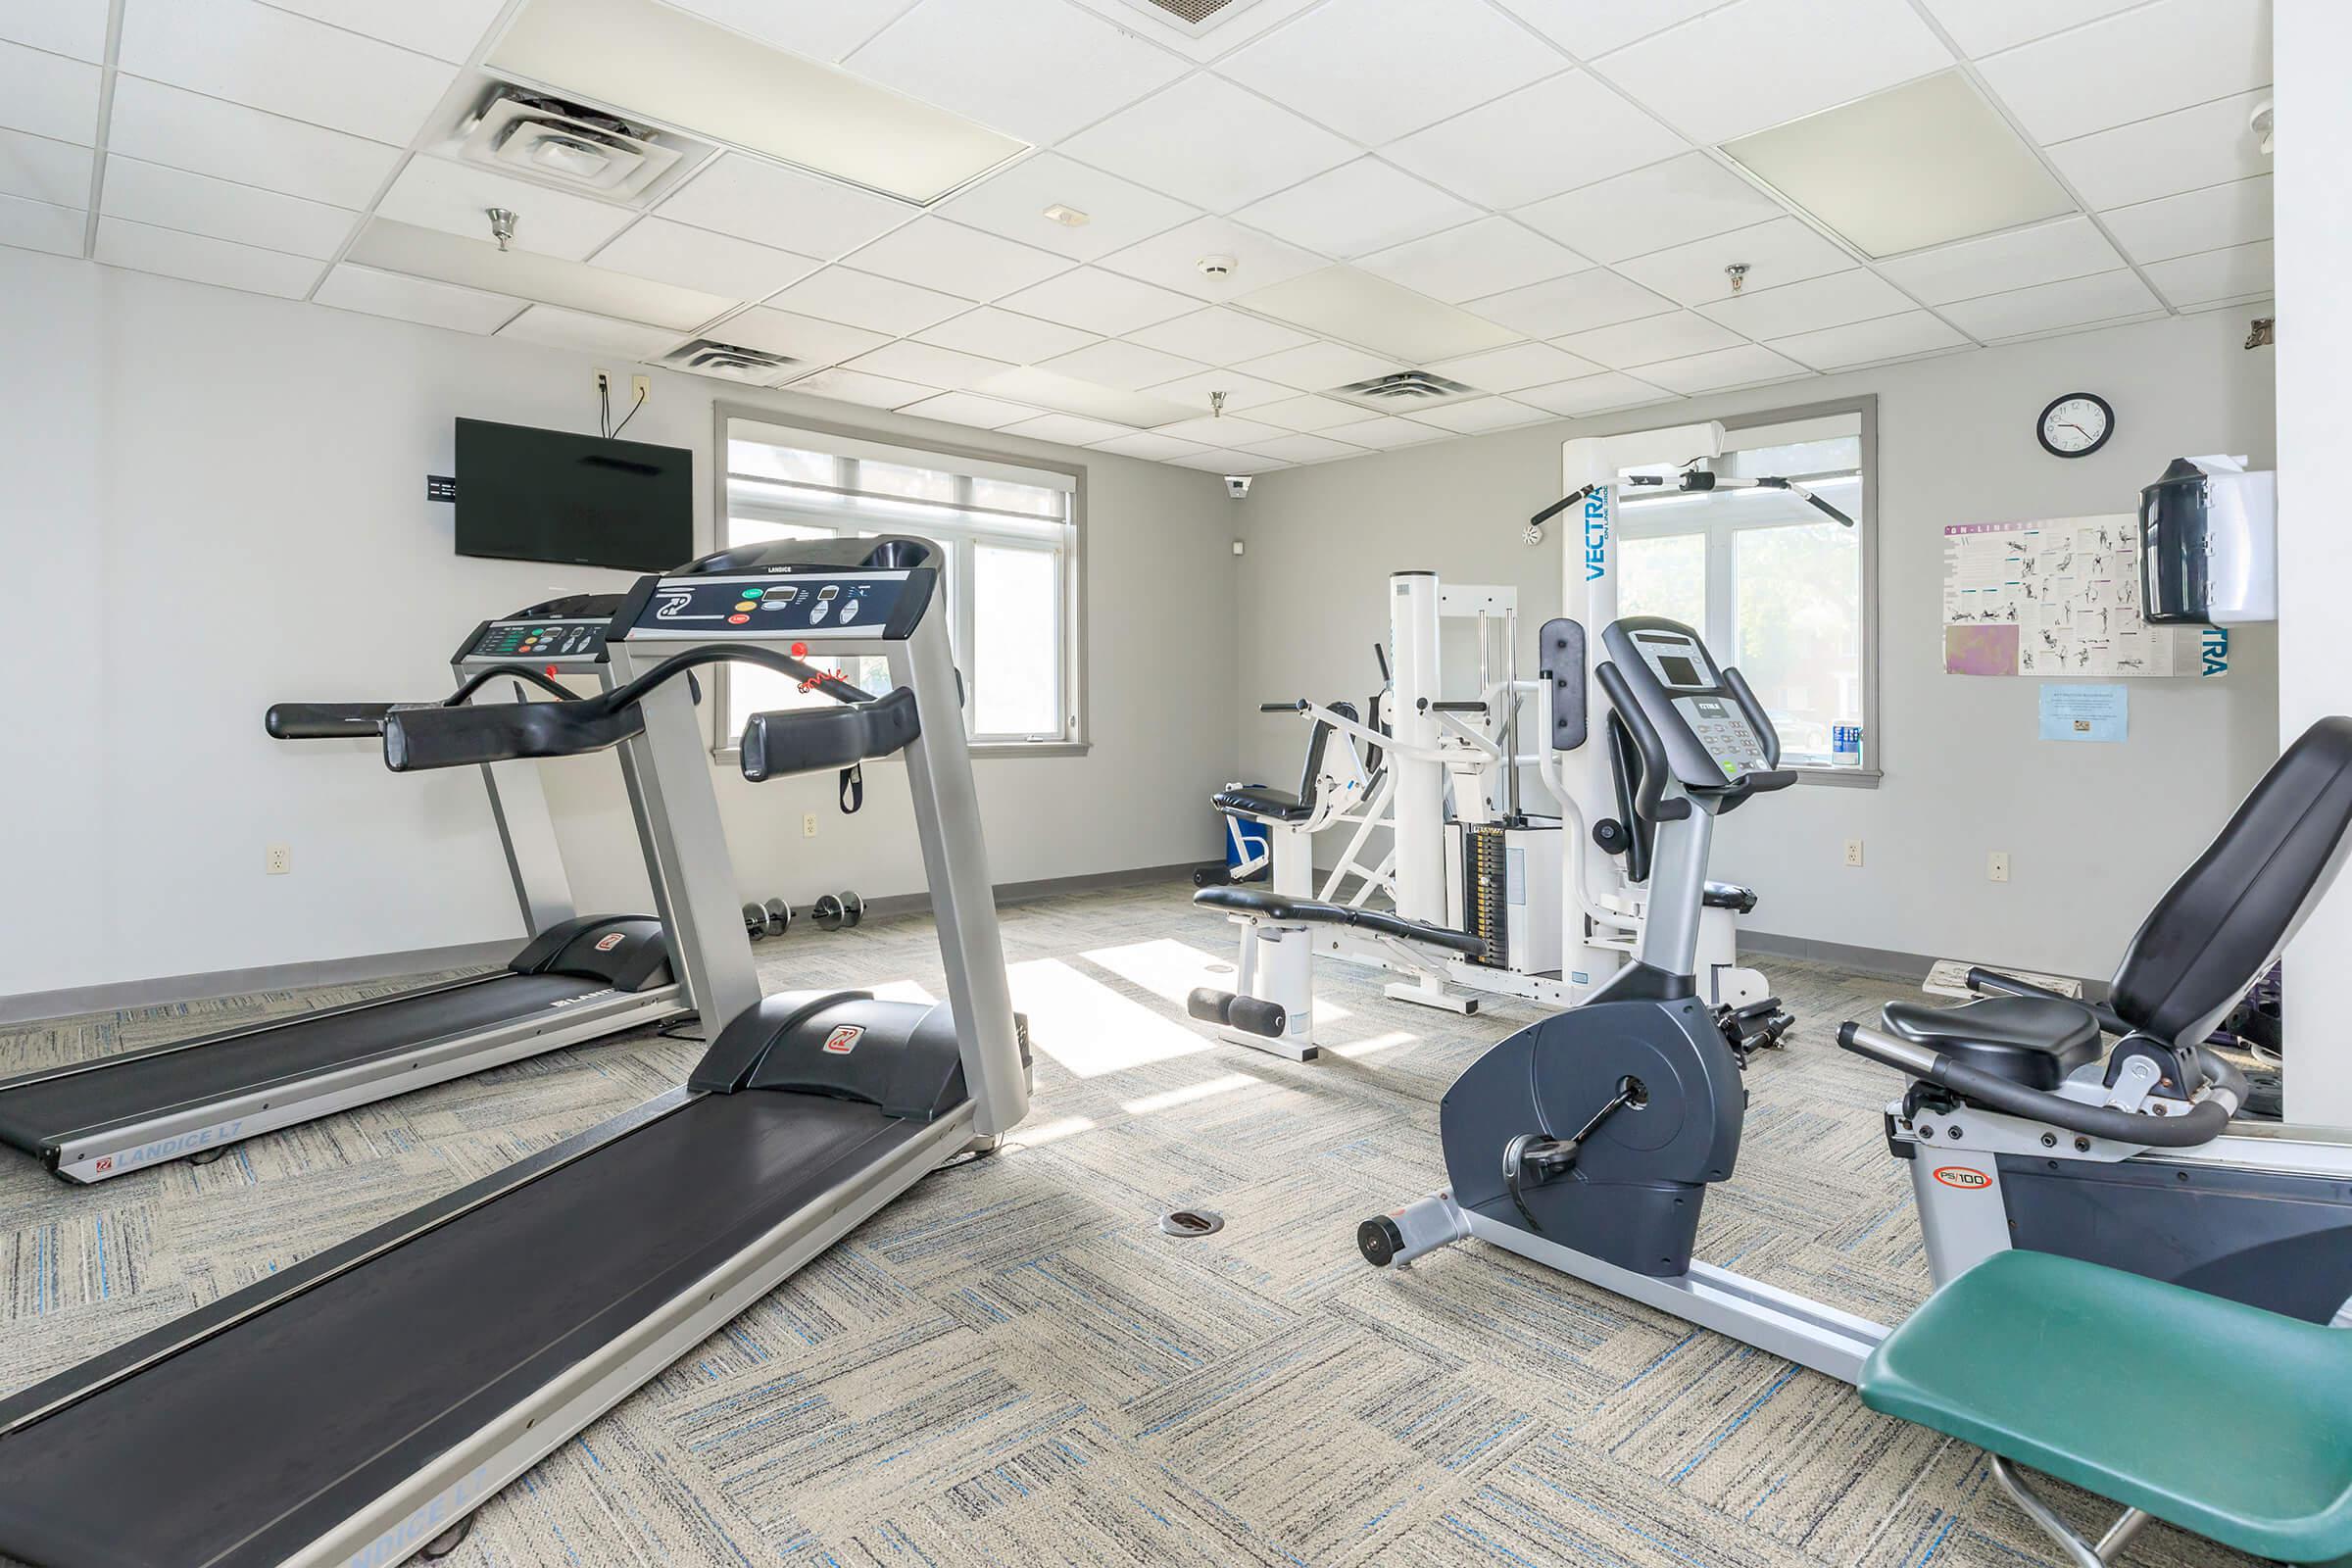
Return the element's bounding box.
[0,595,688,1183]
[0,537,1030,1568]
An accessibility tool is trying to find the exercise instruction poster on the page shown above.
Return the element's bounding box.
[1940,514,2210,677]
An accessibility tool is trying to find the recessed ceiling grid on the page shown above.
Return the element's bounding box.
[0,0,2276,474]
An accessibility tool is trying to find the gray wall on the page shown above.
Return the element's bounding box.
[1235,310,2277,979]
[0,248,1238,997]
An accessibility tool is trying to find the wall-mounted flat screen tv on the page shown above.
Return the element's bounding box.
[454,417,692,572]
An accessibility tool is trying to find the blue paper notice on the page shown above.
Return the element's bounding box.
[2040,684,2128,743]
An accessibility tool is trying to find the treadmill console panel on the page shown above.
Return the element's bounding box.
[1603,620,1775,786]
[464,617,612,664]
[629,572,910,640]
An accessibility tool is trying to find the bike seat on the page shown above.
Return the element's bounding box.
[1212,785,1314,823]
[1880,995,2100,1090]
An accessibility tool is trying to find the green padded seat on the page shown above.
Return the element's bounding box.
[1861,1250,2352,1564]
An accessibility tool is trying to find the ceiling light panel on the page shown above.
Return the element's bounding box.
[2100,177,2272,266]
[0,0,107,61]
[490,0,1025,204]
[1096,216,1326,303]
[589,217,817,300]
[261,0,507,64]
[1635,341,1810,395]
[0,39,100,144]
[1236,339,1406,392]
[1126,306,1311,365]
[1234,160,1479,261]
[1724,73,2073,259]
[94,216,323,300]
[1238,267,1519,364]
[2142,240,2272,309]
[1248,431,1369,464]
[1770,310,1964,370]
[842,214,1070,300]
[100,156,358,260]
[1974,0,2273,146]
[997,265,1199,336]
[350,217,737,327]
[1873,216,2122,305]
[119,0,458,146]
[0,193,91,257]
[1515,370,1674,417]
[1615,217,1854,307]
[999,412,1137,447]
[1411,397,1551,434]
[1360,217,1587,306]
[659,0,919,63]
[1337,416,1448,449]
[656,153,910,259]
[1695,269,1911,339]
[915,307,1099,364]
[2041,89,2273,211]
[1217,0,1557,145]
[982,368,1197,426]
[769,266,973,336]
[1427,340,1598,393]
[377,158,635,261]
[1517,154,1782,265]
[1465,269,1671,339]
[1092,430,1212,460]
[844,0,1189,145]
[499,303,677,357]
[0,130,93,209]
[1249,394,1381,431]
[314,263,524,333]
[782,365,943,408]
[104,77,402,210]
[1382,73,1688,214]
[1171,448,1287,474]
[1936,269,2161,339]
[1489,0,1724,59]
[1039,338,1206,392]
[1913,0,2143,57]
[936,153,1198,264]
[1556,310,1743,369]
[1059,74,1354,213]
[1592,0,1953,146]
[899,391,1045,429]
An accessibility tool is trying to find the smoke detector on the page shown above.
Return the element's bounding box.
[443,83,705,206]
[1331,369,1477,409]
[661,339,800,383]
[1197,254,1239,279]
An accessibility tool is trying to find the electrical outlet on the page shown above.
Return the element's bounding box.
[630,374,651,404]
[1843,838,1864,868]
[1988,851,2011,883]
[594,368,611,396]
[266,844,292,875]
[803,812,817,839]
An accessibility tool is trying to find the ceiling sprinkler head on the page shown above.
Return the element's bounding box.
[1197,254,1238,279]
[487,208,518,252]
[1209,389,1228,417]
[2250,99,2275,156]
[1725,262,1750,294]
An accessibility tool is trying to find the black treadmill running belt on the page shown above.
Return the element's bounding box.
[0,1092,927,1568]
[0,973,611,1155]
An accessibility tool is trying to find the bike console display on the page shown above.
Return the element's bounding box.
[627,573,918,640]
[1601,618,1780,789]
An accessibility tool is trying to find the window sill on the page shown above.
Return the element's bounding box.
[710,740,1091,765]
[1792,766,1881,790]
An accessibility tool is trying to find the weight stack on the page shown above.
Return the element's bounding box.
[1462,825,1509,969]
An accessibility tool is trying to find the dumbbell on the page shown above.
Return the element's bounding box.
[809,891,864,931]
[739,898,792,942]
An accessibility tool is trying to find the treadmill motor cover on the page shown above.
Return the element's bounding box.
[509,913,674,991]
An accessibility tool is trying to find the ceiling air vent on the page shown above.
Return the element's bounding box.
[662,340,799,384]
[445,83,700,205]
[1332,369,1478,409]
[1092,0,1278,35]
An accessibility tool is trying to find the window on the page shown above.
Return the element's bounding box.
[717,414,1084,754]
[1615,405,1876,777]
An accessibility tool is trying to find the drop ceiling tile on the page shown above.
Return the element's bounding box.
[1555,310,1743,369]
[659,0,917,61]
[1246,431,1369,463]
[0,190,84,258]
[720,306,894,367]
[1769,309,1966,369]
[2143,240,2272,308]
[897,391,1046,429]
[658,153,913,261]
[0,128,91,209]
[377,158,633,261]
[997,265,1199,336]
[1411,397,1552,433]
[93,215,321,298]
[1914,0,2142,56]
[1096,216,1327,303]
[1490,0,1726,59]
[782,365,943,408]
[258,0,505,62]
[106,77,401,209]
[1466,268,1673,338]
[1060,74,1355,213]
[591,219,817,301]
[847,0,1187,144]
[1039,338,1205,392]
[1384,72,1688,213]
[916,306,1098,363]
[1239,266,1518,363]
[119,0,457,145]
[1697,269,1912,338]
[1091,430,1212,460]
[101,156,356,260]
[1152,414,1289,447]
[1358,218,1588,306]
[998,412,1136,446]
[313,263,522,333]
[1873,216,2123,304]
[1250,395,1381,432]
[1516,371,1676,417]
[769,266,972,335]
[981,367,1197,424]
[843,338,1016,390]
[1428,340,1598,393]
[2101,176,2272,266]
[844,215,1069,301]
[1217,0,1558,145]
[1337,416,1449,449]
[1233,160,1480,261]
[2041,90,2273,211]
[0,38,99,144]
[1517,155,1782,265]
[936,153,1198,265]
[498,304,678,359]
[1593,0,1951,145]
[0,0,108,61]
[1616,218,1854,307]
[1143,369,1296,416]
[1634,342,1811,395]
[1937,269,2162,339]
[1169,448,1289,474]
[1126,306,1312,365]
[1236,340,1407,392]
[1974,0,2271,146]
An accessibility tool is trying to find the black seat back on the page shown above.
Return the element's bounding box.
[2110,717,2352,1047]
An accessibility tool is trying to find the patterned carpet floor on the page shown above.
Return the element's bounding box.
[0,883,2256,1567]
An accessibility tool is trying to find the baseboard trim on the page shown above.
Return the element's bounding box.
[857,860,1201,922]
[1,940,517,1029]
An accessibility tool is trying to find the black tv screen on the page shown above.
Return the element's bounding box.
[454,418,692,572]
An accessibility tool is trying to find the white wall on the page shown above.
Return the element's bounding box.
[1236,311,2278,979]
[0,249,1239,998]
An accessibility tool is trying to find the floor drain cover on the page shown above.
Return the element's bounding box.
[1158,1207,1224,1238]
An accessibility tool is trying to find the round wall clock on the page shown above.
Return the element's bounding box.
[2037,393,2114,458]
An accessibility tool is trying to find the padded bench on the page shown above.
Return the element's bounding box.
[1861,1249,2352,1565]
